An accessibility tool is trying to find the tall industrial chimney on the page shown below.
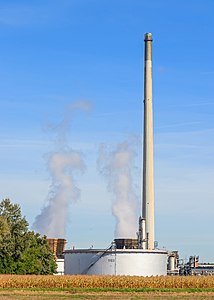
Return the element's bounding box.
[139,33,154,250]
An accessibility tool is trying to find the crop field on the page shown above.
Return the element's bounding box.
[0,275,214,299]
[0,274,214,289]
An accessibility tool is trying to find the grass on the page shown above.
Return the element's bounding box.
[1,290,214,300]
[2,287,214,293]
[0,275,214,299]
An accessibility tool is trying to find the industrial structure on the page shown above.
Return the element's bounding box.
[167,254,214,276]
[138,32,155,250]
[64,33,168,276]
[45,34,214,277]
[47,238,67,259]
[47,238,66,275]
[64,247,167,276]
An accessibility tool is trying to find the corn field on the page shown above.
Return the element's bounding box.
[0,275,213,289]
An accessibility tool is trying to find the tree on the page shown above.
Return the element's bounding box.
[0,216,10,242]
[0,199,57,274]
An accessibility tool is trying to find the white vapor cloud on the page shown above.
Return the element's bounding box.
[97,138,140,239]
[33,100,91,238]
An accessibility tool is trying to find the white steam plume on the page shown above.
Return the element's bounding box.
[97,138,140,238]
[33,100,91,237]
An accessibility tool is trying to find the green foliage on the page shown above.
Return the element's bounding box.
[0,199,57,274]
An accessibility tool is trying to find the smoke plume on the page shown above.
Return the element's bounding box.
[33,101,91,237]
[97,138,140,238]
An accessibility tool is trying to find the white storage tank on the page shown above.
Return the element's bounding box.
[55,258,64,275]
[64,248,167,276]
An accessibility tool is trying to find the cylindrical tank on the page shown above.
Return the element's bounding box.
[168,255,175,272]
[64,249,168,276]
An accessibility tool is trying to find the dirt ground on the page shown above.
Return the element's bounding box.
[1,291,214,300]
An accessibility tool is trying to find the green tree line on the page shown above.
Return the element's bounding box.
[0,199,57,274]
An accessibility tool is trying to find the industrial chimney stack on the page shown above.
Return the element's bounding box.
[139,33,155,250]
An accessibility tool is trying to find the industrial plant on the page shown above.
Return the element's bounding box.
[46,33,214,277]
[63,33,168,276]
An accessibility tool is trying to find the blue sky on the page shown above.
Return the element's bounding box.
[0,0,214,262]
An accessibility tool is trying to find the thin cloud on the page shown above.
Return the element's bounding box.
[0,3,68,27]
[200,71,214,75]
[0,138,51,149]
[169,101,214,108]
[157,65,169,74]
[157,121,201,129]
[0,6,44,26]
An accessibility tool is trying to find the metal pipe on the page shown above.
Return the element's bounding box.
[138,217,146,249]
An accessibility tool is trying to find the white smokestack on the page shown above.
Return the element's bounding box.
[142,32,155,250]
